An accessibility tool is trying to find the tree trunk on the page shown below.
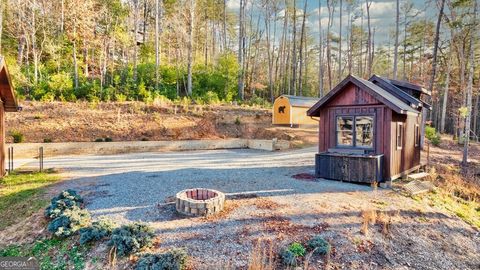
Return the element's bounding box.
[298,0,307,96]
[393,0,399,79]
[133,0,139,82]
[223,0,227,51]
[237,0,245,100]
[83,39,88,78]
[155,0,161,90]
[318,0,324,97]
[462,1,477,165]
[366,0,372,78]
[326,0,333,90]
[291,0,297,95]
[427,0,446,95]
[440,51,452,134]
[187,0,195,96]
[338,0,342,81]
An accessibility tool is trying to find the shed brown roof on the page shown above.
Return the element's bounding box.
[0,56,19,112]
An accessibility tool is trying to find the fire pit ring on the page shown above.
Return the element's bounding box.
[175,188,225,216]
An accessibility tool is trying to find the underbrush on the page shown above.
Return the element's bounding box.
[424,164,479,228]
[0,171,60,229]
[0,237,90,270]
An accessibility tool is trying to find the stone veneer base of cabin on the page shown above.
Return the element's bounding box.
[175,188,225,216]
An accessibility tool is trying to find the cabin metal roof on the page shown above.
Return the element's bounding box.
[307,75,420,117]
[279,95,320,108]
[0,56,19,112]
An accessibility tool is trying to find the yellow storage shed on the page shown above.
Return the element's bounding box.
[272,95,319,127]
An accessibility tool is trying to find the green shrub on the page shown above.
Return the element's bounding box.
[306,235,331,255]
[45,189,84,219]
[425,126,441,146]
[47,206,91,238]
[136,249,188,270]
[234,117,241,125]
[280,242,306,266]
[10,130,24,143]
[95,138,104,142]
[280,248,297,266]
[79,218,116,245]
[104,137,113,142]
[43,138,53,143]
[288,242,306,257]
[115,93,127,102]
[108,223,155,256]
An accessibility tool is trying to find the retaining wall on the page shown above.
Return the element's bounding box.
[7,139,290,158]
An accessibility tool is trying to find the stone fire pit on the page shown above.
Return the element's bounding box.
[175,188,225,216]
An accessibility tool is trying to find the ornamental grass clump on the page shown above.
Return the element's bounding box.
[79,218,116,245]
[135,249,188,270]
[306,235,331,255]
[47,206,91,238]
[108,223,155,256]
[45,189,84,219]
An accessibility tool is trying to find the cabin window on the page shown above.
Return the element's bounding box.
[336,116,374,148]
[336,117,354,146]
[355,116,374,147]
[397,122,404,149]
[414,124,420,147]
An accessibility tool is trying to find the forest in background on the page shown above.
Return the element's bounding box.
[0,0,479,142]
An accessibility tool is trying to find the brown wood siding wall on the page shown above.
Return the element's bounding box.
[0,101,5,175]
[389,112,421,178]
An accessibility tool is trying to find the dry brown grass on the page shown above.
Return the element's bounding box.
[360,209,377,236]
[247,239,275,270]
[360,210,394,236]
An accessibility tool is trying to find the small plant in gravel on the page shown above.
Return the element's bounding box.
[307,235,331,255]
[234,116,241,125]
[108,223,155,256]
[95,138,104,142]
[280,242,306,266]
[45,189,84,219]
[10,130,24,143]
[288,242,306,257]
[104,137,113,142]
[79,218,116,245]
[47,206,91,238]
[135,248,188,270]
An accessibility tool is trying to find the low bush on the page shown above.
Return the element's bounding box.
[79,218,116,245]
[108,223,155,256]
[104,137,113,142]
[10,130,24,143]
[307,235,331,255]
[94,138,104,142]
[43,138,53,143]
[234,117,241,125]
[47,206,91,238]
[280,242,306,266]
[280,248,297,266]
[45,189,84,219]
[425,126,441,146]
[288,242,306,257]
[136,249,188,270]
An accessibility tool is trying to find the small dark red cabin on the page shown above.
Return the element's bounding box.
[307,75,431,184]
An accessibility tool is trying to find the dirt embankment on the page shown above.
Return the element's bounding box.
[6,101,318,144]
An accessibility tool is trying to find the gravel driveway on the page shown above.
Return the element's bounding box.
[32,147,479,269]
[43,147,370,224]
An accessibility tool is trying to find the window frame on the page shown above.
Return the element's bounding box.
[396,122,404,150]
[335,115,375,150]
[414,124,420,147]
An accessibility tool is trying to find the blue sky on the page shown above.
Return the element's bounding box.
[226,0,437,46]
